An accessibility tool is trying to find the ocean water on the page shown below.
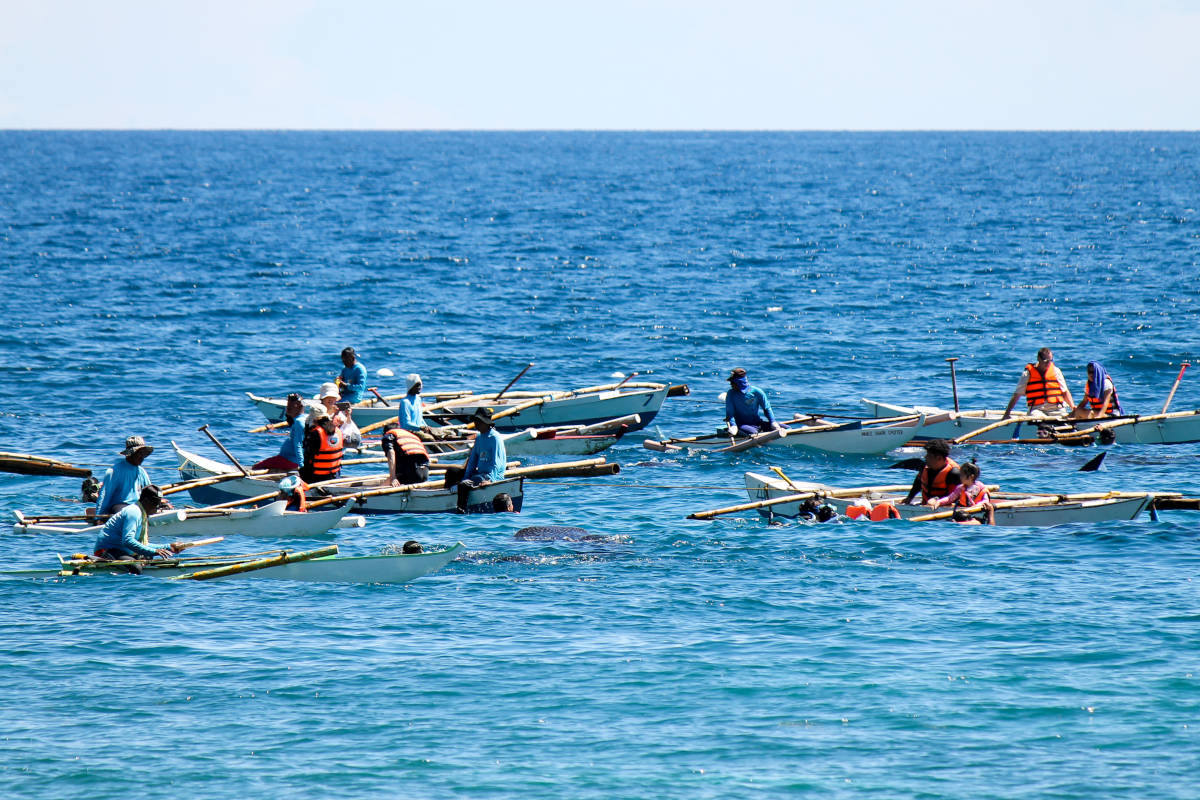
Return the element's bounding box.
[1,131,1198,798]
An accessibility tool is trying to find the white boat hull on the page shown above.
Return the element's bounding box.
[743,473,1151,526]
[174,444,524,514]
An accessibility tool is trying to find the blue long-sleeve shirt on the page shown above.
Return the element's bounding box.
[725,386,776,427]
[95,458,151,516]
[340,362,367,404]
[94,504,160,558]
[463,429,507,483]
[398,394,424,431]
[278,416,306,465]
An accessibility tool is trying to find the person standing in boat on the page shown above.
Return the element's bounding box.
[901,439,961,505]
[454,408,507,513]
[337,347,367,405]
[724,367,781,436]
[1069,361,1123,418]
[381,421,431,486]
[1002,348,1075,418]
[93,485,183,561]
[94,436,160,516]
[253,393,306,472]
[300,411,343,484]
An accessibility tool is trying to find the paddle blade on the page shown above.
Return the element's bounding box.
[889,457,927,471]
[1079,452,1107,472]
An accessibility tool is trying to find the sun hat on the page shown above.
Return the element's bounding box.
[120,435,154,456]
[319,382,340,400]
[278,475,301,494]
[405,373,421,391]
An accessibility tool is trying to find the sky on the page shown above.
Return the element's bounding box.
[2,0,1198,129]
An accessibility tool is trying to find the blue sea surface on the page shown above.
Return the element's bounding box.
[1,131,1198,798]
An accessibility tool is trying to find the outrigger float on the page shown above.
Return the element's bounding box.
[5,542,464,584]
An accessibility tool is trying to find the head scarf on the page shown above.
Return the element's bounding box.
[1087,361,1122,414]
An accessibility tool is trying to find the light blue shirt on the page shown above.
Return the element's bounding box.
[95,458,151,516]
[279,416,305,466]
[340,362,367,404]
[725,386,775,427]
[399,393,424,431]
[463,429,507,483]
[94,504,160,558]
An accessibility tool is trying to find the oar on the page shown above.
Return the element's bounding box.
[946,357,960,413]
[0,452,93,478]
[173,536,225,553]
[1161,362,1191,414]
[248,420,288,434]
[198,424,249,476]
[714,427,788,453]
[369,387,392,407]
[173,544,338,581]
[494,363,534,401]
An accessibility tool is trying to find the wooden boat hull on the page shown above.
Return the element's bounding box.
[743,473,1151,526]
[647,415,923,455]
[12,501,363,538]
[25,543,464,583]
[175,445,524,514]
[863,399,1200,445]
[249,387,668,433]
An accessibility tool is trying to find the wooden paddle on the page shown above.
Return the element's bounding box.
[1162,362,1191,414]
[714,427,788,453]
[198,425,249,476]
[946,357,960,413]
[369,387,392,407]
[495,363,535,401]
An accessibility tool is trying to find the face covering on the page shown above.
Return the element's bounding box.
[731,376,750,392]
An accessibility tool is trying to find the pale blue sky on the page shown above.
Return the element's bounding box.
[2,0,1197,129]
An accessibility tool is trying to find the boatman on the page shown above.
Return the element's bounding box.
[381,421,431,486]
[901,439,962,505]
[399,373,432,436]
[253,392,306,472]
[337,347,367,405]
[300,411,343,485]
[93,485,183,562]
[94,436,160,517]
[1002,348,1075,418]
[454,408,507,513]
[724,367,780,436]
[1070,361,1123,419]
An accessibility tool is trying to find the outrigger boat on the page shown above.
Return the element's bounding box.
[356,414,638,458]
[248,381,688,432]
[644,414,924,456]
[7,542,464,584]
[174,444,525,514]
[727,472,1154,526]
[12,501,365,539]
[863,399,1200,445]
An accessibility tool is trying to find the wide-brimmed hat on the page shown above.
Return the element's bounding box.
[405,373,421,391]
[728,367,748,382]
[278,475,301,494]
[470,407,495,427]
[309,410,332,425]
[120,435,154,456]
[318,382,340,400]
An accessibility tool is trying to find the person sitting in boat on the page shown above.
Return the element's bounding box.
[94,436,163,517]
[399,373,435,438]
[381,421,430,486]
[901,439,961,505]
[337,347,367,405]
[1069,361,1123,419]
[928,461,989,510]
[93,485,183,561]
[277,474,307,512]
[253,393,306,472]
[300,411,343,485]
[314,385,363,449]
[454,408,507,513]
[724,367,781,436]
[1002,348,1075,418]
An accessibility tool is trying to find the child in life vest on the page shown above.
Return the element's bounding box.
[928,462,992,523]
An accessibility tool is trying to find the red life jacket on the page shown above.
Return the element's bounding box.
[920,458,959,502]
[308,426,343,480]
[1085,380,1120,415]
[1025,364,1064,407]
[955,482,989,508]
[384,428,428,459]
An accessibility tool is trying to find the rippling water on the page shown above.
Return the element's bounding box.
[1,132,1198,798]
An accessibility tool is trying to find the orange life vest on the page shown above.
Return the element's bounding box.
[869,502,901,521]
[920,457,960,502]
[287,480,309,512]
[1085,381,1119,415]
[384,428,429,459]
[955,482,989,509]
[1025,364,1065,407]
[308,426,343,480]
